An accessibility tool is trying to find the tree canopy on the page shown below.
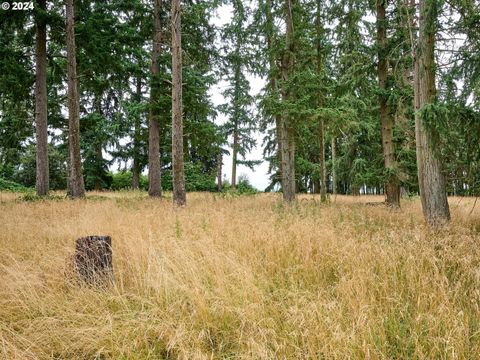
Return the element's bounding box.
[0,0,478,211]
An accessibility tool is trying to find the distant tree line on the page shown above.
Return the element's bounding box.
[0,0,479,223]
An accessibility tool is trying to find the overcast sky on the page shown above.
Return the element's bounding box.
[210,4,271,191]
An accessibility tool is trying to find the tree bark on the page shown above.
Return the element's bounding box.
[319,119,327,201]
[265,0,283,189]
[148,0,162,197]
[93,95,103,191]
[315,1,327,202]
[35,0,49,196]
[217,152,222,191]
[414,0,450,226]
[288,127,296,195]
[279,0,296,203]
[172,0,186,206]
[331,137,337,195]
[377,0,400,207]
[132,76,142,190]
[66,0,85,198]
[94,142,103,191]
[230,39,242,189]
[231,129,238,188]
[132,161,140,189]
[313,178,319,194]
[279,119,294,201]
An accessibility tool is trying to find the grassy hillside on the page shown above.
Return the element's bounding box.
[0,193,479,359]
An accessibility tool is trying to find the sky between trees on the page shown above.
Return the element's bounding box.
[210,3,269,190]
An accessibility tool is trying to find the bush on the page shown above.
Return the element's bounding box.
[11,144,68,190]
[161,163,217,192]
[84,171,113,191]
[236,178,257,195]
[109,171,148,191]
[0,177,31,192]
[109,162,216,192]
[221,177,257,196]
[110,171,132,190]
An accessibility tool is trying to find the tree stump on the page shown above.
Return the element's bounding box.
[74,235,113,285]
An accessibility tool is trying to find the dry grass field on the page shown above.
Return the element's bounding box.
[1,192,480,359]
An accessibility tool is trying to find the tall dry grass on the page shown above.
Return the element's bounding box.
[0,192,479,359]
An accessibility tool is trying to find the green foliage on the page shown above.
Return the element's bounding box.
[236,178,258,195]
[219,0,258,172]
[9,144,68,190]
[110,162,217,192]
[0,177,30,192]
[0,0,479,199]
[418,102,449,147]
[222,175,257,196]
[162,163,218,192]
[110,171,148,191]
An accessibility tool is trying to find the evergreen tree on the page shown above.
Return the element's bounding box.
[220,0,257,188]
[66,0,85,197]
[0,0,478,222]
[148,0,163,197]
[413,0,450,225]
[172,0,186,206]
[376,0,400,206]
[35,0,49,196]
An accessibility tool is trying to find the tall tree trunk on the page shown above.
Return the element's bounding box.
[172,0,186,206]
[279,0,296,203]
[148,0,162,197]
[265,0,283,189]
[414,0,450,226]
[288,129,296,195]
[319,119,327,201]
[66,0,85,198]
[316,0,327,202]
[231,130,238,188]
[132,77,142,190]
[279,119,294,201]
[94,142,103,191]
[313,178,320,194]
[217,152,222,191]
[35,0,49,196]
[132,159,140,189]
[331,137,337,195]
[230,41,242,190]
[377,0,400,207]
[93,95,103,191]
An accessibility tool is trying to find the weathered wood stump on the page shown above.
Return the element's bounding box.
[74,235,113,285]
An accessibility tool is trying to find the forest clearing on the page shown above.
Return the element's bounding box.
[1,0,480,357]
[1,192,480,359]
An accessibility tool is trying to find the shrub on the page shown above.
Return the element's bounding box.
[110,171,134,190]
[109,162,216,192]
[160,163,217,192]
[0,177,31,192]
[221,177,257,196]
[236,178,257,195]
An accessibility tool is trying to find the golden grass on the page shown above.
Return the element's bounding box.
[1,192,479,359]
